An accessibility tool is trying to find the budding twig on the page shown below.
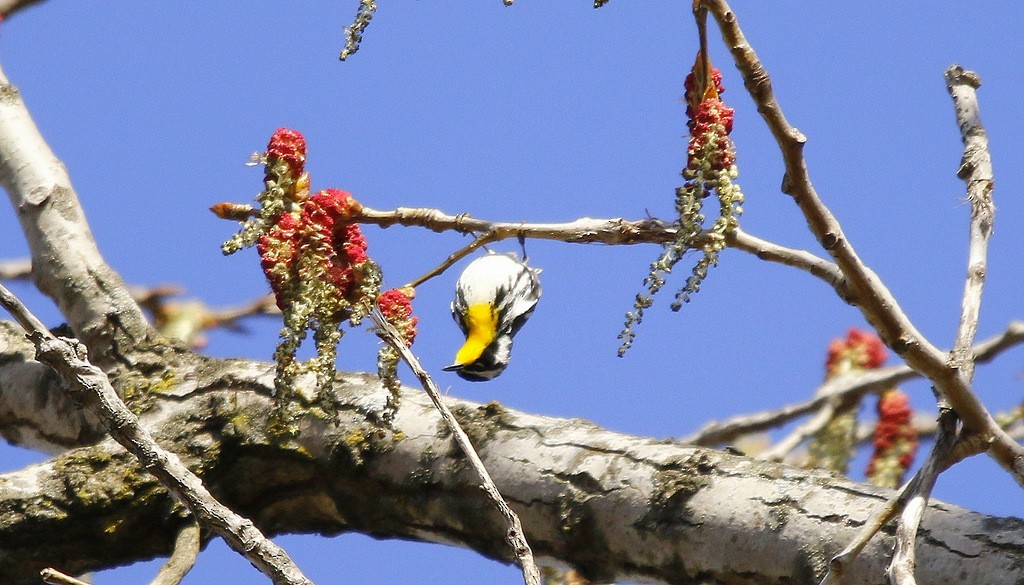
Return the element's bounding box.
[403,231,500,290]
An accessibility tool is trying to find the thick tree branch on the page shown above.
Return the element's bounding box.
[0,352,1021,585]
[702,0,1024,483]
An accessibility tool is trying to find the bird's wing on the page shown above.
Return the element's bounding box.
[497,266,541,338]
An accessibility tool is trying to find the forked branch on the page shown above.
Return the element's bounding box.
[683,321,1024,446]
[701,0,1024,484]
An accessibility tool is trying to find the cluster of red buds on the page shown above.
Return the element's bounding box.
[620,53,743,355]
[376,287,419,395]
[808,328,889,473]
[825,327,888,375]
[866,389,918,488]
[217,128,415,427]
[807,328,917,485]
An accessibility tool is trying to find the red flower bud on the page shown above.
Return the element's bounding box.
[378,288,418,346]
[266,128,307,176]
[825,327,887,375]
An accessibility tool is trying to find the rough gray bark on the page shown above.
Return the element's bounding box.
[1,325,1021,585]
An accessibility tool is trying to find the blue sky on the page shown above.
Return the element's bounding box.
[1,2,1022,583]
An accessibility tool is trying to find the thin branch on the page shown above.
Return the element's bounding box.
[880,64,998,585]
[683,320,1024,446]
[757,402,838,462]
[682,365,906,446]
[0,281,49,334]
[0,258,31,280]
[946,65,995,382]
[403,231,500,289]
[885,410,959,585]
[357,205,680,244]
[729,229,851,301]
[702,0,1024,483]
[4,263,280,347]
[214,200,853,299]
[357,207,853,298]
[149,521,201,585]
[371,307,542,585]
[0,283,315,585]
[135,286,280,347]
[40,568,90,585]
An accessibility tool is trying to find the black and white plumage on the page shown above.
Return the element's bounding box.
[443,252,541,381]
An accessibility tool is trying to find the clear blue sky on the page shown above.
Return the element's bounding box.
[1,2,1022,583]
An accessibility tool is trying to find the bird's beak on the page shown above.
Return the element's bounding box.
[442,363,462,372]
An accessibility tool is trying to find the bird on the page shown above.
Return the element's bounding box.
[443,252,541,381]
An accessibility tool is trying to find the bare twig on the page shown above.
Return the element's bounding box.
[881,63,999,585]
[5,264,279,347]
[40,568,90,585]
[683,365,907,446]
[0,281,49,334]
[946,65,995,381]
[886,410,959,585]
[213,201,853,301]
[0,283,315,585]
[371,307,542,585]
[404,231,500,289]
[149,521,201,585]
[702,0,1024,483]
[683,320,1024,446]
[358,206,840,278]
[137,288,279,348]
[359,205,679,245]
[729,229,851,301]
[757,401,839,462]
[0,257,31,280]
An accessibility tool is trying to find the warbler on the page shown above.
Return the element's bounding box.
[443,252,541,381]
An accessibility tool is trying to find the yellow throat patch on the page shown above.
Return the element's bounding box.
[454,303,498,365]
